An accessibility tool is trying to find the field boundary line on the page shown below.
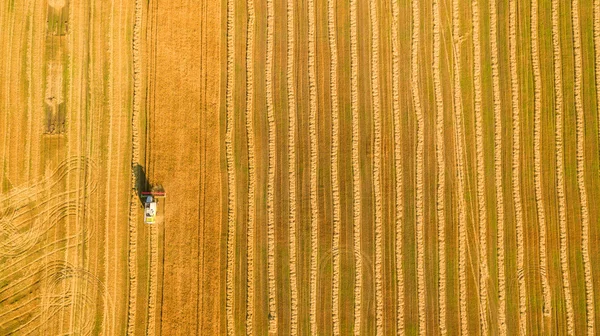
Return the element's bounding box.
[327,0,341,333]
[126,0,143,333]
[471,0,490,333]
[530,0,551,323]
[390,0,404,333]
[225,0,236,332]
[432,1,448,333]
[489,0,507,333]
[266,0,277,330]
[551,0,575,332]
[286,0,298,333]
[508,1,528,333]
[571,1,595,334]
[246,0,256,333]
[411,0,426,333]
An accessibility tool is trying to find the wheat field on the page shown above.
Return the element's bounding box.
[1,0,600,335]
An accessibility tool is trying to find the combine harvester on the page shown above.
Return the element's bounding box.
[142,187,165,224]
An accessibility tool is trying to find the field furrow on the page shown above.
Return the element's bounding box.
[571,1,595,334]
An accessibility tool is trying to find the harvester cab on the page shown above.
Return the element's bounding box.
[142,188,165,224]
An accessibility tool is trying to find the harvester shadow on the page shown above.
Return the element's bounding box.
[133,163,149,207]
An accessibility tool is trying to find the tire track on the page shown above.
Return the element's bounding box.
[489,0,507,333]
[390,0,404,333]
[551,0,575,332]
[432,1,448,333]
[286,0,298,334]
[508,1,527,333]
[327,0,341,333]
[245,0,256,333]
[530,0,551,321]
[368,0,383,334]
[471,0,489,333]
[449,1,468,334]
[126,0,143,333]
[571,1,595,333]
[410,0,426,333]
[225,0,236,333]
[307,0,318,333]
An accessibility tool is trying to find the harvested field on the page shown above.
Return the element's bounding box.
[2,0,600,335]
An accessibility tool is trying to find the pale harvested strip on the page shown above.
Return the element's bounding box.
[307,0,318,332]
[410,0,426,333]
[146,225,158,336]
[126,0,143,334]
[551,0,575,332]
[246,0,256,333]
[530,0,551,321]
[368,0,384,334]
[571,1,595,334]
[432,0,447,333]
[286,0,298,334]
[349,0,362,334]
[327,0,341,333]
[448,0,468,334]
[390,0,404,333]
[508,1,527,333]
[489,0,506,333]
[225,0,236,332]
[471,0,489,333]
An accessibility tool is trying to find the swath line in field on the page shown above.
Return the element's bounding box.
[432,1,448,333]
[368,0,384,334]
[448,0,468,334]
[530,0,551,323]
[286,0,298,333]
[307,0,318,333]
[471,0,489,333]
[571,1,595,334]
[266,0,278,331]
[126,0,143,334]
[327,0,341,333]
[508,1,527,333]
[225,0,236,333]
[410,0,426,333]
[489,0,507,333]
[551,0,575,332]
[245,0,256,333]
[390,0,404,333]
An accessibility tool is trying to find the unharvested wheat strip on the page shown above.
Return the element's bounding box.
[307,0,318,333]
[551,0,575,332]
[596,0,600,162]
[327,0,342,334]
[449,1,468,334]
[225,0,236,333]
[390,0,404,333]
[245,0,256,333]
[411,0,426,333]
[571,2,595,334]
[508,1,527,333]
[432,1,448,334]
[530,0,551,321]
[350,0,363,334]
[368,0,384,334]
[471,0,490,333]
[489,0,507,333]
[266,0,278,331]
[126,0,143,334]
[286,0,299,334]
